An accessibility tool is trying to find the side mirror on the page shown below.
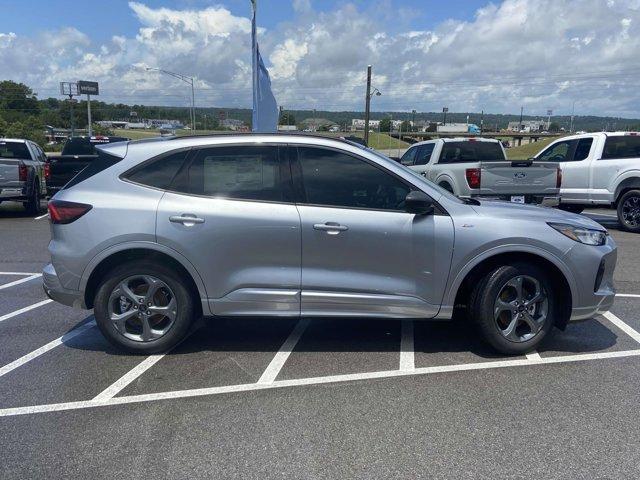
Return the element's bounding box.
[405,191,435,215]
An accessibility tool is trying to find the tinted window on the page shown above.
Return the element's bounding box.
[415,144,435,165]
[602,136,640,159]
[128,150,189,189]
[63,150,124,190]
[400,147,417,166]
[62,138,96,156]
[574,138,593,161]
[0,141,30,160]
[538,140,575,162]
[439,141,504,163]
[182,146,285,202]
[297,147,410,211]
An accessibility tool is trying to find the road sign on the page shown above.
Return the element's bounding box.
[547,109,553,116]
[78,81,99,96]
[60,82,78,96]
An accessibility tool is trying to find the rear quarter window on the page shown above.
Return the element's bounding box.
[439,141,505,163]
[63,149,125,190]
[126,150,189,190]
[602,136,640,159]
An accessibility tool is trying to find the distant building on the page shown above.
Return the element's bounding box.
[277,125,297,131]
[221,119,245,130]
[508,120,547,132]
[351,119,380,131]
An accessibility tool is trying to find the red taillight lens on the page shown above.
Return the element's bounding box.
[48,200,92,224]
[18,164,28,182]
[465,168,481,189]
[556,167,562,188]
[44,162,51,180]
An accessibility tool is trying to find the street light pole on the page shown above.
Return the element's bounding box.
[147,67,195,131]
[364,65,372,146]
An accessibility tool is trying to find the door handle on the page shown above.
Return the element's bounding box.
[313,222,348,233]
[169,215,205,226]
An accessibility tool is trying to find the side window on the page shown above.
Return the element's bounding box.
[182,145,286,202]
[297,147,410,211]
[574,138,594,161]
[538,140,576,162]
[415,144,435,165]
[602,136,640,160]
[128,150,189,190]
[400,147,417,166]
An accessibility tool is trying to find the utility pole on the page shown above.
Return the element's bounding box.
[480,110,484,135]
[364,65,372,146]
[570,101,575,133]
[519,106,523,129]
[412,109,416,131]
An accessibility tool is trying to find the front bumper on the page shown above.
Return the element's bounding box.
[567,236,617,321]
[42,263,87,309]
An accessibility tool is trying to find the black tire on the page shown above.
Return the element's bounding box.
[617,189,640,233]
[469,263,556,355]
[25,180,41,215]
[558,204,584,214]
[94,261,195,354]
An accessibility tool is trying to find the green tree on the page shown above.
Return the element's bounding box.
[400,120,412,132]
[548,122,560,132]
[379,118,391,132]
[279,111,296,125]
[0,81,40,122]
[0,115,7,137]
[5,117,46,146]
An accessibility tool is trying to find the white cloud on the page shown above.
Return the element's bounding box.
[1,0,640,116]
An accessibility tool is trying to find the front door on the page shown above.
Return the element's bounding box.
[156,144,301,316]
[537,137,594,203]
[291,145,454,318]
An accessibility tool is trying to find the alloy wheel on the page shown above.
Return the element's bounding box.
[107,275,177,342]
[493,275,548,343]
[621,196,640,228]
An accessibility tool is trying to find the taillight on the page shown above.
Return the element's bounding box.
[18,164,28,182]
[556,167,562,188]
[465,168,481,189]
[44,162,51,180]
[48,200,92,224]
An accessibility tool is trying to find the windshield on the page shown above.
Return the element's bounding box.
[366,148,464,204]
[0,141,30,160]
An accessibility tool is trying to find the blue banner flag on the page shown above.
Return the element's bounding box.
[251,1,278,132]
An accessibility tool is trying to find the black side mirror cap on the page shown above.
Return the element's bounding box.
[405,191,435,215]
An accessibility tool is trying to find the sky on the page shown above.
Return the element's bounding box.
[2,0,640,117]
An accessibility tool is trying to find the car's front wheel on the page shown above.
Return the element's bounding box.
[94,261,195,354]
[470,263,555,355]
[617,189,640,233]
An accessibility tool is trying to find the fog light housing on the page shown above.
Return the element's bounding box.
[594,260,605,292]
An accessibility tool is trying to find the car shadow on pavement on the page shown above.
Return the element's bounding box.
[0,201,46,219]
[62,314,621,359]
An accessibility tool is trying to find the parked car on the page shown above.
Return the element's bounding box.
[46,135,129,197]
[0,138,47,213]
[532,132,640,232]
[400,138,560,205]
[43,134,616,355]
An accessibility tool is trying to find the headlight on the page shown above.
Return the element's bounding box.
[548,223,607,246]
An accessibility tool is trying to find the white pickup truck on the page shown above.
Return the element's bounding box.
[0,138,47,214]
[400,138,560,205]
[532,132,640,232]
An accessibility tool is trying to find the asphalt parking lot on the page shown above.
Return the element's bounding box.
[1,201,640,479]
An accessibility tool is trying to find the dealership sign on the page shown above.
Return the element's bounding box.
[77,81,99,96]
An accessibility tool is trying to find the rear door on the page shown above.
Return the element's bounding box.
[156,144,302,316]
[591,135,640,203]
[292,145,454,318]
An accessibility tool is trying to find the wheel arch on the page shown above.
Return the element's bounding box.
[447,248,575,329]
[613,174,640,205]
[81,242,208,314]
[435,173,456,193]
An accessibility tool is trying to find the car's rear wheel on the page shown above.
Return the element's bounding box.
[470,263,555,355]
[94,261,195,354]
[25,180,41,215]
[617,189,640,233]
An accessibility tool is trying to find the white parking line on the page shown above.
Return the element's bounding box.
[602,311,640,344]
[34,213,49,220]
[399,320,415,371]
[0,273,41,291]
[257,318,310,384]
[617,293,640,298]
[0,272,40,276]
[525,351,542,361]
[0,299,53,323]
[93,354,167,401]
[2,346,640,418]
[0,321,96,379]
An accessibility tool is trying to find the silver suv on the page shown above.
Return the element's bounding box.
[43,134,617,355]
